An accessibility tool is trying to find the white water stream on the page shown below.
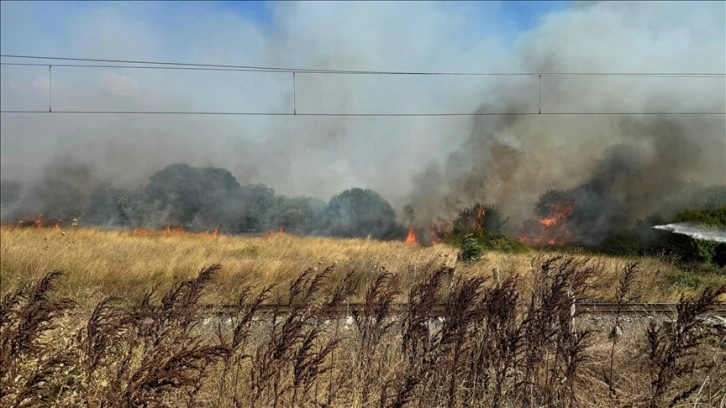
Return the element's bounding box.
[653,223,726,243]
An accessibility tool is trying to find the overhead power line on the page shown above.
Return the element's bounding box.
[2,110,724,116]
[2,54,725,77]
[2,54,724,117]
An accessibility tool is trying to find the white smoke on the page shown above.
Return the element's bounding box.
[654,223,726,243]
[1,1,724,229]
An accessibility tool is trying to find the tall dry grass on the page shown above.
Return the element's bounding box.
[1,256,724,407]
[0,226,712,308]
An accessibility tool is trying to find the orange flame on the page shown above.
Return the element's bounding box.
[34,214,44,228]
[213,226,219,238]
[405,225,417,244]
[520,201,575,246]
[164,225,185,236]
[279,226,284,234]
[133,228,150,236]
[539,217,558,227]
[538,203,572,228]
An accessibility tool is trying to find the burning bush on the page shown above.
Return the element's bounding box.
[452,202,507,236]
[432,203,528,254]
[520,190,576,246]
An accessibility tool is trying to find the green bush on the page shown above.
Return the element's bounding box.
[447,203,527,255]
[666,271,701,289]
[479,233,530,253]
[656,231,719,265]
[674,205,726,227]
[456,233,529,261]
[595,232,645,257]
[595,207,726,266]
[458,234,483,263]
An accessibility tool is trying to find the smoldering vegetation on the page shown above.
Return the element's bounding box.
[0,160,405,239]
[2,154,725,257]
[407,108,726,246]
[1,2,725,246]
[2,257,725,407]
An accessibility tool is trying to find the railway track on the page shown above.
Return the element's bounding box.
[201,302,726,317]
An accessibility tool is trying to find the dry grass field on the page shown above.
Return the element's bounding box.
[2,225,725,408]
[2,225,723,308]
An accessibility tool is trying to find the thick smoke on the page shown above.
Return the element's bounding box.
[408,113,725,243]
[4,157,97,223]
[0,161,405,240]
[406,3,726,243]
[1,2,724,243]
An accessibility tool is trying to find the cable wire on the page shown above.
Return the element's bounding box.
[1,110,724,116]
[3,54,724,117]
[2,54,725,77]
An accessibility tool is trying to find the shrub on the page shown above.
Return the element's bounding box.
[596,232,646,257]
[479,233,530,253]
[458,234,483,262]
[452,203,508,236]
[674,205,726,227]
[666,272,701,289]
[600,208,726,266]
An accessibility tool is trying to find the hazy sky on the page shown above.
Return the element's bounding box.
[1,1,724,222]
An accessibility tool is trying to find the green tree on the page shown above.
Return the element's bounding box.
[143,164,242,229]
[326,188,401,239]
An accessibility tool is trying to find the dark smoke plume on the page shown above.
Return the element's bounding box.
[407,113,725,245]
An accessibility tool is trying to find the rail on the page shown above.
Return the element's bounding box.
[200,302,726,317]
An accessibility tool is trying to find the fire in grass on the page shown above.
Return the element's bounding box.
[131,225,221,238]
